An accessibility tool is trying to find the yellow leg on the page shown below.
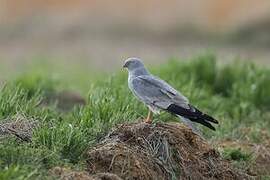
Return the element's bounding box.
[144,109,153,124]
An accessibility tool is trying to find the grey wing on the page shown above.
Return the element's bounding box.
[130,75,189,110]
[130,75,219,131]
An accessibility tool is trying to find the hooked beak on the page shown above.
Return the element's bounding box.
[123,62,128,68]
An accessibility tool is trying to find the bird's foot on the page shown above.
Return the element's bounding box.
[143,109,153,124]
[143,117,152,124]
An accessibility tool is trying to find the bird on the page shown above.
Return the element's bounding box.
[123,57,219,133]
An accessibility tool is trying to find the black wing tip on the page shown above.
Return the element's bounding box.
[204,114,219,124]
[208,125,216,131]
[191,105,219,124]
[167,104,218,131]
[199,119,216,131]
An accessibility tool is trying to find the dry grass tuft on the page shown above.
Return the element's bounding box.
[50,166,123,180]
[0,114,39,142]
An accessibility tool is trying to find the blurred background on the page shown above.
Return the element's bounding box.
[1,0,270,81]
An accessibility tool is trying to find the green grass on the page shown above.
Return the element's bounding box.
[0,54,269,179]
[221,147,254,173]
[222,148,252,161]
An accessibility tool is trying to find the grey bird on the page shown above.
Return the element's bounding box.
[123,57,219,133]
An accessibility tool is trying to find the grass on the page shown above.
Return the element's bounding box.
[0,54,269,179]
[222,148,252,161]
[221,147,254,174]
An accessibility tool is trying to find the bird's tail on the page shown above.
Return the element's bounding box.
[177,115,202,136]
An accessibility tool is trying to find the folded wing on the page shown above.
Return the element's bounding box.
[130,75,218,130]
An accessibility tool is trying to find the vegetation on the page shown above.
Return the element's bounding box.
[0,54,269,179]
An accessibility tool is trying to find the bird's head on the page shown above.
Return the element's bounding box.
[123,57,144,71]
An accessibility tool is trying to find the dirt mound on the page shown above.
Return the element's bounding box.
[41,90,86,111]
[86,122,249,180]
[0,114,38,142]
[50,167,122,180]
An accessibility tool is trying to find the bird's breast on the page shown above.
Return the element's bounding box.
[128,75,134,91]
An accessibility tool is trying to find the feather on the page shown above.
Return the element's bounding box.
[167,104,218,131]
